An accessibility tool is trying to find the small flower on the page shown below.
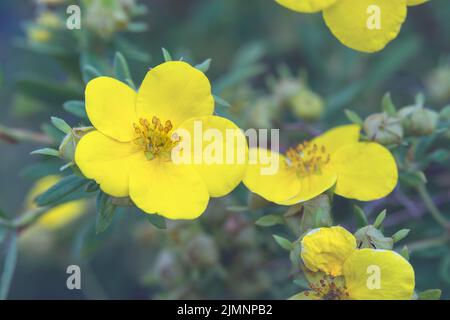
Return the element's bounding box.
[275,0,428,52]
[75,61,246,220]
[244,124,398,205]
[25,176,88,229]
[294,226,415,300]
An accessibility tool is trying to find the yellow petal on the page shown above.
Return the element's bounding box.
[301,226,357,277]
[243,148,301,204]
[275,0,338,13]
[136,61,214,128]
[85,77,137,142]
[278,169,337,205]
[311,124,361,155]
[407,0,429,6]
[129,157,209,220]
[343,249,415,300]
[323,0,408,52]
[75,130,142,197]
[331,142,398,201]
[176,115,247,197]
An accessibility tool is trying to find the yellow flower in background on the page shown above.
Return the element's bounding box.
[244,124,398,205]
[75,61,247,220]
[295,226,415,300]
[275,0,430,52]
[25,176,87,229]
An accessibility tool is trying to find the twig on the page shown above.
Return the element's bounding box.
[0,124,52,145]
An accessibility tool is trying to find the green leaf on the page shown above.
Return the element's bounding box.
[147,214,166,229]
[30,148,60,157]
[82,65,102,83]
[50,117,72,134]
[399,246,410,260]
[113,52,136,89]
[84,181,99,193]
[373,209,386,228]
[439,105,450,121]
[272,234,293,251]
[95,192,116,234]
[381,92,397,116]
[63,100,87,119]
[213,95,231,108]
[344,109,363,125]
[418,289,441,300]
[35,175,87,206]
[392,229,410,243]
[427,149,450,164]
[195,58,212,73]
[0,232,18,300]
[353,205,369,227]
[255,214,284,227]
[161,48,172,62]
[399,170,427,187]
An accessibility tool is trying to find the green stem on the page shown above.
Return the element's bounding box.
[416,184,450,230]
[0,207,49,229]
[0,124,52,144]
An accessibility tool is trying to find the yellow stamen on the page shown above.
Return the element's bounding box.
[286,141,330,177]
[133,117,181,161]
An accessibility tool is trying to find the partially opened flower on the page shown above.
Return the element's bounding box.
[244,124,397,205]
[75,61,247,220]
[275,0,429,52]
[25,175,88,229]
[293,226,415,300]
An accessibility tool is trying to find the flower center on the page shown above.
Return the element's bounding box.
[133,116,181,161]
[285,141,330,177]
[305,275,349,300]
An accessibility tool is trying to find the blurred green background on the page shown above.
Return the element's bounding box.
[0,0,449,299]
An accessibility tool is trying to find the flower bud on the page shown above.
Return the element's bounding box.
[363,112,403,145]
[183,234,219,267]
[398,106,439,136]
[354,226,393,250]
[289,89,324,121]
[58,127,93,162]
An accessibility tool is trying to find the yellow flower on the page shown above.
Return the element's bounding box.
[295,227,415,300]
[275,0,429,52]
[244,124,398,205]
[75,61,247,220]
[25,176,87,229]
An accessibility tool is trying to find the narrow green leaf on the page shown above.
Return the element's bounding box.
[353,205,369,227]
[113,52,136,89]
[0,232,18,300]
[82,65,102,83]
[30,148,60,157]
[147,214,166,229]
[272,234,293,251]
[399,246,410,260]
[381,92,397,116]
[439,105,450,121]
[344,109,363,125]
[373,209,387,228]
[51,117,72,134]
[399,170,427,187]
[161,48,172,62]
[195,58,212,73]
[255,214,284,227]
[392,229,410,243]
[418,289,441,300]
[95,192,117,234]
[213,95,231,108]
[85,181,99,193]
[35,175,87,206]
[63,100,87,119]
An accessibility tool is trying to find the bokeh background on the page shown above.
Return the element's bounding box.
[0,0,449,299]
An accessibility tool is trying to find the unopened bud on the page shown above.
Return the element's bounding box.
[289,89,324,121]
[398,106,439,136]
[363,112,403,145]
[354,226,393,250]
